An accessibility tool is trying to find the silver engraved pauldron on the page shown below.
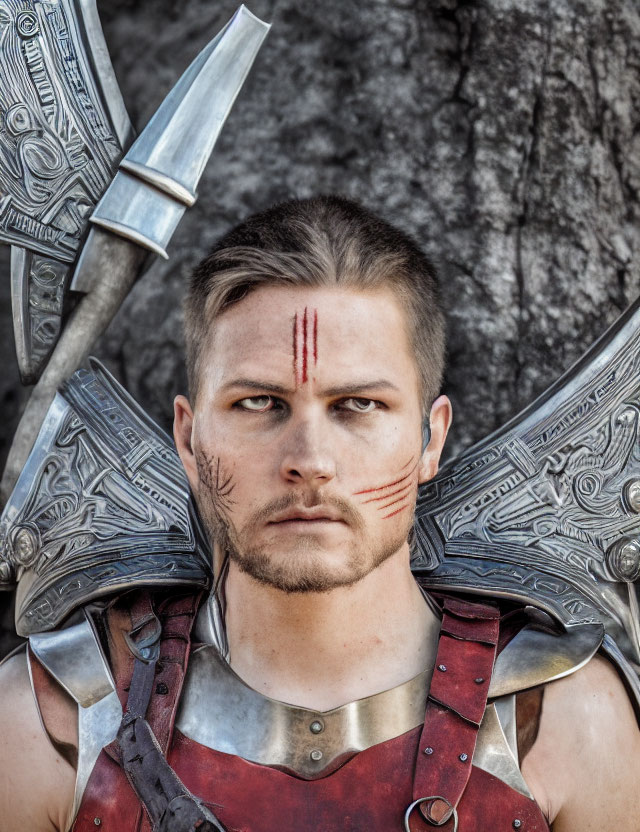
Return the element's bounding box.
[0,359,211,636]
[413,294,640,673]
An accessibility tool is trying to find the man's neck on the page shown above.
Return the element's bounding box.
[224,546,441,711]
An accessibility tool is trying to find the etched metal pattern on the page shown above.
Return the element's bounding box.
[0,0,131,380]
[0,0,123,260]
[11,246,71,382]
[91,6,270,260]
[413,295,640,665]
[0,360,211,635]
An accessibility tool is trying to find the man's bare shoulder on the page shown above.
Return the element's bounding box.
[522,653,640,831]
[0,650,76,832]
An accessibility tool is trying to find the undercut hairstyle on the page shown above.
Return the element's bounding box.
[184,196,445,410]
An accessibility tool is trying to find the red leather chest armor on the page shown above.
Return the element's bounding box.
[72,595,550,832]
[161,726,547,832]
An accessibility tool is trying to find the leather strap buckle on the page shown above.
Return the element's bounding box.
[404,796,458,831]
[124,610,162,663]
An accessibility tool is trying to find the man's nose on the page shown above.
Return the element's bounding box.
[279,419,337,486]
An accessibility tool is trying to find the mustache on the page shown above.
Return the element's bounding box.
[249,491,364,529]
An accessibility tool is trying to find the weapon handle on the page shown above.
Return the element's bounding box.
[1,229,146,504]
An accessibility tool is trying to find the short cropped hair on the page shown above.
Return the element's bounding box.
[184,196,445,410]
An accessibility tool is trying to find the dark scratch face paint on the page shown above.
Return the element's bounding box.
[197,451,236,513]
[292,307,319,386]
[353,456,418,520]
[194,450,238,562]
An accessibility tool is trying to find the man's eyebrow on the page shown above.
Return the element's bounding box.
[220,379,294,395]
[220,379,400,397]
[320,380,400,397]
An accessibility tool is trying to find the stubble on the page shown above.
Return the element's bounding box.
[195,451,411,593]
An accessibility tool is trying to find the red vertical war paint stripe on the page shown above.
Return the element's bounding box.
[292,313,299,385]
[302,307,308,383]
[293,307,318,386]
[313,309,318,364]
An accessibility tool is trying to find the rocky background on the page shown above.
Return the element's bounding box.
[1,0,639,653]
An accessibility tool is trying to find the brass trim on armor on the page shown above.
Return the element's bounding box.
[489,623,603,699]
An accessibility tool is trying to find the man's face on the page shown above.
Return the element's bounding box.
[175,285,448,593]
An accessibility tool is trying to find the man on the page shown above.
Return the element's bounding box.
[0,196,639,831]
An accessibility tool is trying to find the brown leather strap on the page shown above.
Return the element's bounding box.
[116,592,226,830]
[408,597,500,831]
[73,591,203,832]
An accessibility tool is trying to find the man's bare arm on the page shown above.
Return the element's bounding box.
[0,651,76,832]
[522,654,640,831]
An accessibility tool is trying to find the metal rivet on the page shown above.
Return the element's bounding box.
[94,819,101,827]
[437,664,447,672]
[459,753,468,762]
[624,479,640,513]
[11,526,39,568]
[606,537,640,582]
[309,720,324,734]
[513,821,522,829]
[474,677,485,684]
[310,749,323,761]
[424,746,434,755]
[155,682,169,695]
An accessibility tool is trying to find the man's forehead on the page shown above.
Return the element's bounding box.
[192,286,418,402]
[214,285,406,340]
[205,285,414,380]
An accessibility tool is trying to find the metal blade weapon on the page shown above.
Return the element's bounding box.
[0,4,270,504]
[1,0,133,386]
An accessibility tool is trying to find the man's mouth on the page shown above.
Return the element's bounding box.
[268,507,347,525]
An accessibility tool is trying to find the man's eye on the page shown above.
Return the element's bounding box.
[339,398,378,413]
[236,396,275,412]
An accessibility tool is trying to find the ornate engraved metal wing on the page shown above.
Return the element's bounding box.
[0,0,132,383]
[413,294,640,670]
[0,360,211,636]
[1,5,270,505]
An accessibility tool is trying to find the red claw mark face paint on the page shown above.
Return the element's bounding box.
[353,456,418,519]
[293,307,318,386]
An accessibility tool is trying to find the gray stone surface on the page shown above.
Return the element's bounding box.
[1,0,639,651]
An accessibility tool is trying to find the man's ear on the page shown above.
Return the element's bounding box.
[173,395,199,491]
[417,395,452,484]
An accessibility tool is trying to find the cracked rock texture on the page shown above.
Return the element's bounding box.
[0,0,639,652]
